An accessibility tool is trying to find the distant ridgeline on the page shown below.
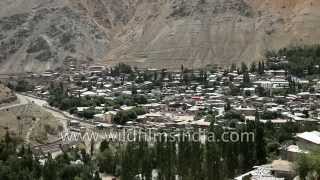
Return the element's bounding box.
[266,45,320,77]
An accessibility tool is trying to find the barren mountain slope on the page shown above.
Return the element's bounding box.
[0,0,320,72]
[105,0,320,69]
[0,0,111,73]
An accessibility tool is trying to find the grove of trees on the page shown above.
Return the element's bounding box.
[0,132,101,180]
[96,117,267,180]
[266,45,320,77]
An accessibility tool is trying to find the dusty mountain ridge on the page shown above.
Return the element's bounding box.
[0,0,320,72]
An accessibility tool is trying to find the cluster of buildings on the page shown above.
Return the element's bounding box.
[235,130,320,180]
[25,62,320,127]
[16,59,320,180]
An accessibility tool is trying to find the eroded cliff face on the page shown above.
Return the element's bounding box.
[0,0,320,72]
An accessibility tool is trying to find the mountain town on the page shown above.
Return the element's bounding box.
[0,46,319,179]
[1,0,320,179]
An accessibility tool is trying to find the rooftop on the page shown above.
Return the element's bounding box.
[296,131,320,145]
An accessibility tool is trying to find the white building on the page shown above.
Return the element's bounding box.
[296,131,320,151]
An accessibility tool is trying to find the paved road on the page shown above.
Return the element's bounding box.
[0,94,30,111]
[17,94,80,155]
[19,94,68,130]
[0,94,37,144]
[18,94,95,129]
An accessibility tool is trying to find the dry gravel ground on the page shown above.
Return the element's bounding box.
[0,102,63,144]
[0,83,16,105]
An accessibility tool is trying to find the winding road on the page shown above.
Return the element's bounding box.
[1,93,92,156]
[0,94,30,111]
[17,94,68,130]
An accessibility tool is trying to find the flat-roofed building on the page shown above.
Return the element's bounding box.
[296,131,320,151]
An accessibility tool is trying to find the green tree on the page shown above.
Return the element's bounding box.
[297,152,317,180]
[42,154,58,180]
[254,112,267,165]
[250,62,257,73]
[97,148,117,175]
[99,140,109,152]
[241,62,248,74]
[230,63,237,72]
[258,61,265,75]
[242,71,251,87]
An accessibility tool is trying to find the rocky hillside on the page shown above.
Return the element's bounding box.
[0,0,320,72]
[0,0,110,73]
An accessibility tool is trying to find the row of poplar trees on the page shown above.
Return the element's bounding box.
[98,115,267,180]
